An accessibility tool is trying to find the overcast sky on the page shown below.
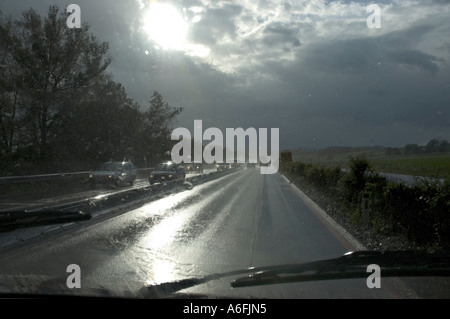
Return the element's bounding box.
[1,0,449,150]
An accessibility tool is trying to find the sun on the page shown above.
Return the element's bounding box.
[143,3,188,50]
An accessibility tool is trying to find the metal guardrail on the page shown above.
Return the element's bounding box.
[0,172,90,184]
[1,168,238,213]
[0,167,240,232]
[0,168,154,185]
[0,166,238,214]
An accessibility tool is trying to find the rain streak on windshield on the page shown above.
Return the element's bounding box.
[0,0,449,304]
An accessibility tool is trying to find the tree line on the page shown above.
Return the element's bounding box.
[0,6,182,175]
[385,139,450,156]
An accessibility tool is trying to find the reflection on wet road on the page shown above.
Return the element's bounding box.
[0,168,412,298]
[0,168,216,212]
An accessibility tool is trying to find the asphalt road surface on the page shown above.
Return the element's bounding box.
[0,168,216,212]
[0,168,443,298]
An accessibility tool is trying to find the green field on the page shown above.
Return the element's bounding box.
[370,155,450,177]
[292,147,385,167]
[291,148,450,178]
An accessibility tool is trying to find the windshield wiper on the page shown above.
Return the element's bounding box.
[231,250,450,288]
[143,251,450,297]
[0,210,91,232]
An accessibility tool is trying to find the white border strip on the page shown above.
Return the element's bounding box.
[280,173,367,250]
[280,173,420,299]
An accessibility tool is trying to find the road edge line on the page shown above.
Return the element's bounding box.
[280,173,366,251]
[280,173,421,299]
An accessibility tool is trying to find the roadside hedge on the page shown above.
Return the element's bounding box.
[281,157,450,251]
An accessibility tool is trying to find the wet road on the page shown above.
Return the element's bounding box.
[0,168,215,212]
[0,168,416,298]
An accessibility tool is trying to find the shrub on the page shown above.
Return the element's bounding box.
[281,156,450,250]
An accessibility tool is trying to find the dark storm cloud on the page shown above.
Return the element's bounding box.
[1,0,449,149]
[298,24,441,76]
[227,18,449,148]
[387,50,441,75]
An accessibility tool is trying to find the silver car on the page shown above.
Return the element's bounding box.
[89,161,137,187]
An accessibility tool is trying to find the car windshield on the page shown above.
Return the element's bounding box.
[156,163,174,171]
[1,0,450,306]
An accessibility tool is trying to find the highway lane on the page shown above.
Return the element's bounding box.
[0,168,216,212]
[0,177,148,212]
[0,168,409,298]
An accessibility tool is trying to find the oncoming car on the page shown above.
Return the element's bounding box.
[149,161,186,185]
[88,161,136,187]
[216,163,229,171]
[185,163,204,174]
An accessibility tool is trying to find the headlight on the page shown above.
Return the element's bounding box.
[108,175,112,178]
[168,174,173,178]
[89,174,93,178]
[149,174,154,179]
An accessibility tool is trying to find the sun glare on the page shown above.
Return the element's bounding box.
[143,3,188,50]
